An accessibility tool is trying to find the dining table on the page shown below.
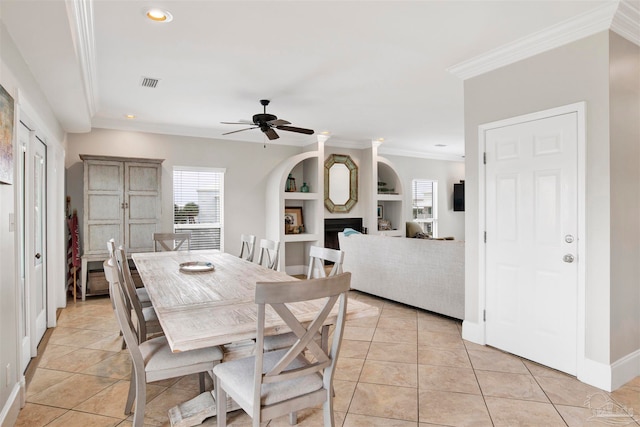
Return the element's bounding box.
[131,249,379,426]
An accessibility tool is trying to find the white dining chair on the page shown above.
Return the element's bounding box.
[263,246,345,352]
[114,245,163,343]
[107,239,151,308]
[239,234,257,262]
[153,231,191,252]
[213,272,351,427]
[307,246,345,279]
[106,260,224,427]
[256,238,280,270]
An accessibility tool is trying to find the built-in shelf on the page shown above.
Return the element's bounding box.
[377,193,403,201]
[284,192,320,200]
[266,141,326,274]
[283,233,321,243]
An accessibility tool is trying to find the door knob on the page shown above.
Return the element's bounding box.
[563,254,575,263]
[35,253,41,259]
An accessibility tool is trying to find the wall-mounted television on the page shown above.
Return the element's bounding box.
[453,181,465,212]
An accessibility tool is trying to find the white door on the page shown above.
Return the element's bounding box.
[17,123,31,371]
[29,136,47,354]
[485,112,578,375]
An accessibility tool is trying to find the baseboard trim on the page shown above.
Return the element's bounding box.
[284,264,306,276]
[611,348,640,391]
[580,358,614,391]
[461,320,485,345]
[0,382,22,427]
[579,350,640,392]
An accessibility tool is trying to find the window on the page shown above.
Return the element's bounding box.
[173,167,224,250]
[411,179,438,237]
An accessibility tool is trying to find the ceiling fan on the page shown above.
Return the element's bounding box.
[221,99,314,140]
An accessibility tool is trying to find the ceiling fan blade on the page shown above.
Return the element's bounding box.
[221,120,253,125]
[264,128,279,140]
[222,126,258,136]
[267,119,291,126]
[276,125,314,135]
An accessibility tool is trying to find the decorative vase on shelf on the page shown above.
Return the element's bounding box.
[285,174,297,192]
[301,182,309,193]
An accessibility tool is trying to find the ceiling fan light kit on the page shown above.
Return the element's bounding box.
[222,99,314,141]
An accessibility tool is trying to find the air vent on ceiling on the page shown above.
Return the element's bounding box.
[140,77,160,88]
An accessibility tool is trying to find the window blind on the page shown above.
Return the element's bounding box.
[173,167,224,250]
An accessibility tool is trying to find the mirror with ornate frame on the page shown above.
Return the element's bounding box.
[324,154,358,213]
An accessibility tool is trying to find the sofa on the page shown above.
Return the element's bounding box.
[338,232,464,319]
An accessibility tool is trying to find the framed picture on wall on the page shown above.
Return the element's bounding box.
[0,83,15,185]
[377,205,383,219]
[284,206,304,234]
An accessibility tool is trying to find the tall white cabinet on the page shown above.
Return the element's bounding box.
[80,154,163,299]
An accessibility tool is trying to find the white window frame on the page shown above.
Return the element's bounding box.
[173,166,225,251]
[411,179,438,237]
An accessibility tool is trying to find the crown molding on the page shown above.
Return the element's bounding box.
[324,138,370,150]
[448,1,620,80]
[378,146,465,162]
[66,0,99,115]
[611,0,640,46]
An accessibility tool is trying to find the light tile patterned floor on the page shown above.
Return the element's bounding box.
[16,292,640,427]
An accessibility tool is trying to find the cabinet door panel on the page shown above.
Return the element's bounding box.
[127,164,160,192]
[88,194,121,220]
[87,163,121,191]
[87,224,122,252]
[128,195,158,220]
[128,223,158,252]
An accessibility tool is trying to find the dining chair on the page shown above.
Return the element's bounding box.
[263,246,346,352]
[114,245,163,343]
[107,239,151,308]
[256,238,280,270]
[153,231,191,252]
[213,272,351,427]
[239,234,256,262]
[106,261,224,427]
[307,246,345,279]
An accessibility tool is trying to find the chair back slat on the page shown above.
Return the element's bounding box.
[106,260,145,366]
[257,239,280,270]
[115,245,147,343]
[239,234,256,262]
[153,232,191,252]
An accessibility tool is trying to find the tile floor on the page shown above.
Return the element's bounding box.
[16,291,640,427]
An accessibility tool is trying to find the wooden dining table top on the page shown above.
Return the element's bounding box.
[131,249,379,353]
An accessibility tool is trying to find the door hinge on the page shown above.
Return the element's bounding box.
[483,310,486,322]
[483,152,487,164]
[484,231,487,243]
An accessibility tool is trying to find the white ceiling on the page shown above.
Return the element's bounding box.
[1,0,635,159]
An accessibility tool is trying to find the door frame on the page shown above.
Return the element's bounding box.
[476,102,586,379]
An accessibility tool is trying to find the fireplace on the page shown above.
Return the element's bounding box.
[324,218,364,251]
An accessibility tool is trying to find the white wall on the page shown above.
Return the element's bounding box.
[0,17,66,426]
[65,129,302,258]
[608,32,640,364]
[464,30,639,382]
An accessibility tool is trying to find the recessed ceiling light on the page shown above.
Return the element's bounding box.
[378,138,385,142]
[321,131,330,135]
[125,114,136,119]
[146,8,173,22]
[435,144,447,147]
